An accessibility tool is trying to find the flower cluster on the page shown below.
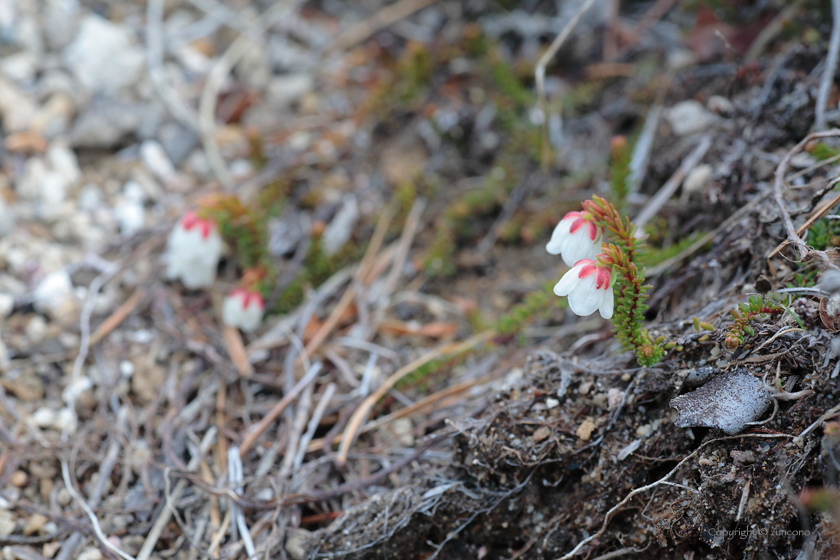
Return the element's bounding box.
[164,200,267,332]
[547,196,664,366]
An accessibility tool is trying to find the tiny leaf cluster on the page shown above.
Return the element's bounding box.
[723,295,783,348]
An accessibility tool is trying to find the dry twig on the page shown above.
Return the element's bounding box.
[535,0,597,170]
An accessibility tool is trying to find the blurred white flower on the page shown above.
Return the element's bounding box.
[165,210,222,289]
[222,288,265,332]
[546,211,603,267]
[554,258,613,319]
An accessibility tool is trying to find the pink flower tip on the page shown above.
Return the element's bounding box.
[223,288,265,332]
[546,211,603,267]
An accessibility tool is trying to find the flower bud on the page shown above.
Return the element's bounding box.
[165,211,223,289]
[222,288,265,332]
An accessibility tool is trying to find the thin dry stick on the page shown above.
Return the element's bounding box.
[365,198,427,340]
[136,428,217,560]
[357,204,397,284]
[147,0,200,132]
[555,433,792,559]
[56,412,128,560]
[336,330,494,466]
[278,379,315,480]
[359,373,497,436]
[634,134,712,228]
[293,383,336,469]
[238,361,322,458]
[328,0,437,52]
[89,288,144,345]
[817,0,840,131]
[535,0,597,170]
[773,129,840,269]
[300,285,356,361]
[222,325,255,377]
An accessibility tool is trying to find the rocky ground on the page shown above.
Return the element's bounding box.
[1,1,840,559]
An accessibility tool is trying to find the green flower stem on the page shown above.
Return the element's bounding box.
[582,196,663,366]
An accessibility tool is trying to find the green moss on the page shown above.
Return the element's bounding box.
[272,234,362,314]
[638,231,708,268]
[609,138,632,213]
[396,42,433,105]
[809,142,840,161]
[495,281,567,335]
[490,58,532,111]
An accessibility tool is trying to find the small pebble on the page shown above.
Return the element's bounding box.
[22,513,46,535]
[9,471,27,488]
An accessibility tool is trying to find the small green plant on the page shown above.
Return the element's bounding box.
[608,136,632,214]
[548,196,664,366]
[723,295,784,348]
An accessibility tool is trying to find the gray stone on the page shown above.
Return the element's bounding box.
[69,96,142,148]
[63,15,144,93]
[158,121,199,166]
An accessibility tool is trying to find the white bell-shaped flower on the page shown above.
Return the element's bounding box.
[546,211,603,267]
[222,288,265,332]
[554,258,614,319]
[165,210,223,289]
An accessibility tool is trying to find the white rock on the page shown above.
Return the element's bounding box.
[683,164,712,195]
[63,15,144,92]
[46,143,81,184]
[14,14,42,54]
[62,375,93,404]
[664,100,716,136]
[53,407,77,433]
[44,0,80,50]
[0,508,14,536]
[0,293,13,317]
[40,171,69,207]
[0,0,15,33]
[77,184,103,211]
[0,198,15,236]
[0,78,36,132]
[140,140,176,182]
[32,270,74,317]
[76,547,102,560]
[114,199,145,237]
[123,180,146,203]
[266,74,315,107]
[666,49,696,71]
[0,51,37,83]
[24,315,46,342]
[707,95,734,115]
[545,398,559,409]
[323,195,359,256]
[31,407,57,428]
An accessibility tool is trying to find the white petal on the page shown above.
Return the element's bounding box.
[599,286,614,319]
[238,302,264,332]
[222,294,242,327]
[567,277,601,316]
[545,218,573,255]
[562,230,601,267]
[553,266,581,296]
